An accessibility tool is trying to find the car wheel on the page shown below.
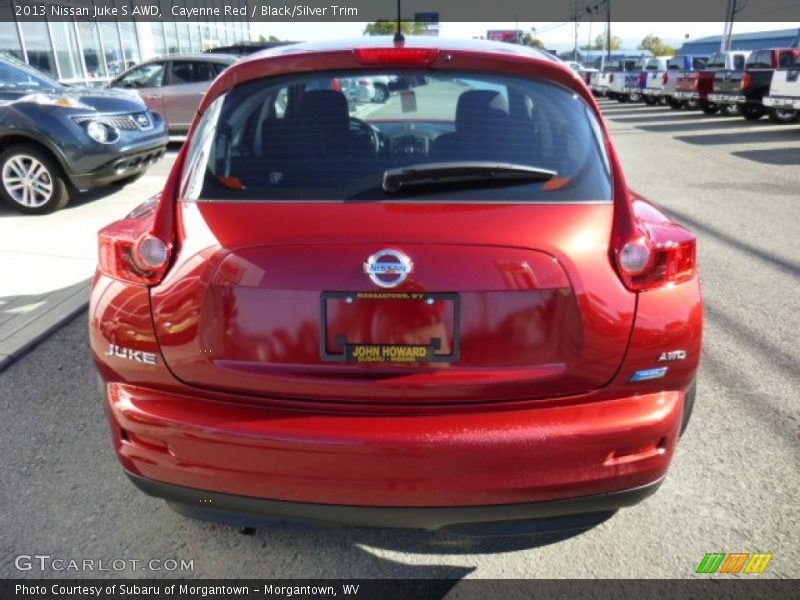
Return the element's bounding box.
[767,108,796,123]
[699,101,719,114]
[685,99,699,110]
[372,84,389,104]
[110,172,144,187]
[0,145,69,214]
[643,96,654,105]
[617,95,628,103]
[741,104,765,120]
[630,93,642,103]
[680,380,697,437]
[667,97,682,110]
[720,104,740,117]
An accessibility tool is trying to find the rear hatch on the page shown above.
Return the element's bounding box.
[149,63,634,406]
[151,203,634,405]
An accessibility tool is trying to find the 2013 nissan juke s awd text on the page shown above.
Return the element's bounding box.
[90,37,703,535]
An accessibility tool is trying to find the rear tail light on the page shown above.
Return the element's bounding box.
[662,72,669,85]
[331,79,342,92]
[609,73,615,83]
[639,72,646,86]
[615,222,697,292]
[98,196,173,286]
[353,48,439,65]
[741,72,752,90]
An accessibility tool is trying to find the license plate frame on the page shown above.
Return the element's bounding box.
[320,291,461,363]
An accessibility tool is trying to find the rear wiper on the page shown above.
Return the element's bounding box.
[382,161,557,193]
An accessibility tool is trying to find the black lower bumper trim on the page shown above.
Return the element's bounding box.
[126,472,663,535]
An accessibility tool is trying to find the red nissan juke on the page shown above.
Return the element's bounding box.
[90,37,702,535]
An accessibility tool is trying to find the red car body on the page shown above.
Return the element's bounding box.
[90,37,702,534]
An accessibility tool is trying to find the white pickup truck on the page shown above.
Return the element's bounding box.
[641,57,672,105]
[590,70,613,96]
[764,65,800,116]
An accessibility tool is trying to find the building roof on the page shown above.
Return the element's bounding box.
[679,28,800,55]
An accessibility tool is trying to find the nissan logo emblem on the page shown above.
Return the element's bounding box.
[364,249,413,288]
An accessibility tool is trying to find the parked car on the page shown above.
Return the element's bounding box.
[674,51,750,115]
[763,63,800,118]
[641,56,672,105]
[91,37,701,534]
[590,69,613,96]
[708,48,800,122]
[616,59,648,103]
[107,54,237,133]
[205,41,299,56]
[662,55,709,109]
[0,54,167,214]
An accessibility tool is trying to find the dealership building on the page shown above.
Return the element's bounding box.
[0,2,253,85]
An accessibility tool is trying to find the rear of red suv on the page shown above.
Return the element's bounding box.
[90,38,702,534]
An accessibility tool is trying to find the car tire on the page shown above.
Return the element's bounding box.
[617,95,628,103]
[0,145,70,214]
[767,108,796,123]
[110,172,144,187]
[630,93,642,103]
[643,96,654,105]
[680,380,697,437]
[699,101,719,114]
[372,84,389,104]
[667,97,682,110]
[685,99,699,110]
[720,104,740,117]
[741,104,765,120]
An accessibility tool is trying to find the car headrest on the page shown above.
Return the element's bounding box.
[455,90,509,133]
[297,90,350,134]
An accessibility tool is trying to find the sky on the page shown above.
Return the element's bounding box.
[256,22,799,52]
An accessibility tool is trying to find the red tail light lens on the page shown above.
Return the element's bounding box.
[662,72,669,85]
[639,72,646,86]
[741,72,752,90]
[609,73,615,83]
[98,196,173,286]
[353,48,439,65]
[616,223,697,292]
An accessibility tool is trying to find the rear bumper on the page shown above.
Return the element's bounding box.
[128,471,663,534]
[642,88,663,96]
[763,96,800,110]
[104,382,683,513]
[707,93,746,105]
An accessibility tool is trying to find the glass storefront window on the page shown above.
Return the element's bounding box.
[19,22,56,77]
[151,23,167,56]
[49,22,83,80]
[178,23,191,54]
[76,22,107,80]
[190,24,202,53]
[99,22,125,77]
[165,22,179,54]
[118,22,140,68]
[0,22,23,60]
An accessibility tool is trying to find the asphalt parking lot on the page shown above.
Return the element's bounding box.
[0,96,798,580]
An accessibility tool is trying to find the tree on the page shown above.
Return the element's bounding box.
[519,33,545,49]
[638,34,676,57]
[363,20,428,36]
[258,35,283,43]
[581,33,622,51]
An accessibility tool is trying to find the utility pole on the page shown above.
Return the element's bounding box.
[721,0,737,52]
[606,0,611,67]
[573,0,579,61]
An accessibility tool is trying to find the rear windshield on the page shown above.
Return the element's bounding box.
[183,70,611,203]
